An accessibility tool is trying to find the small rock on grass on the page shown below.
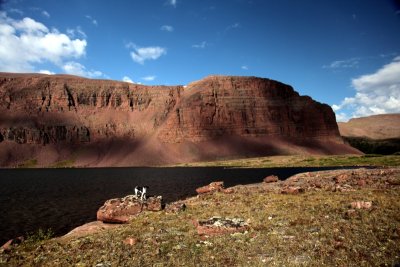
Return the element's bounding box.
[334,174,349,184]
[222,188,235,194]
[165,202,186,213]
[350,201,372,210]
[281,186,304,194]
[344,209,357,219]
[1,236,24,252]
[123,237,137,246]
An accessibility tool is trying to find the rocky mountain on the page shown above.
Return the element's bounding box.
[0,73,360,167]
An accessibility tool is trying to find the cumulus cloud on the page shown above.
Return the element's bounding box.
[142,75,156,81]
[241,65,248,70]
[128,43,166,64]
[332,56,400,121]
[0,12,87,72]
[192,41,207,49]
[62,61,103,78]
[160,25,174,32]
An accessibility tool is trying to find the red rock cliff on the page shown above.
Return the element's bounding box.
[0,73,360,167]
[158,76,341,142]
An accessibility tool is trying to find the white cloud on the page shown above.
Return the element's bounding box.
[241,65,248,70]
[62,61,103,78]
[122,76,134,83]
[39,69,55,75]
[323,57,359,69]
[142,75,156,81]
[128,44,167,64]
[192,41,207,49]
[160,25,174,32]
[122,76,141,84]
[332,56,400,121]
[85,15,98,26]
[334,112,349,122]
[42,10,50,18]
[0,12,87,72]
[13,17,48,33]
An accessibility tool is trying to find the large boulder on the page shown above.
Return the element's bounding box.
[97,195,163,223]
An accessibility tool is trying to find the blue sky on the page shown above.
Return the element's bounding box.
[0,0,399,121]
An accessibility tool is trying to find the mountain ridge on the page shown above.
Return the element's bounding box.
[0,73,360,167]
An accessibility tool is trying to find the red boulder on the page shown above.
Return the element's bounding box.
[263,175,279,183]
[97,195,163,223]
[196,181,224,194]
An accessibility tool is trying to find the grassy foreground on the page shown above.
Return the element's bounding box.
[1,169,399,266]
[175,154,400,168]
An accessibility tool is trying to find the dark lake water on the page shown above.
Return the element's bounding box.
[0,166,355,244]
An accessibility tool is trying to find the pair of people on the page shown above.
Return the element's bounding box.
[134,186,148,201]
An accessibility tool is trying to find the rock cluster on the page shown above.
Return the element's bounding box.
[266,168,400,194]
[194,216,249,237]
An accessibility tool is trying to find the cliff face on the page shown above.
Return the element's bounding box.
[0,73,181,143]
[158,76,340,142]
[0,73,359,167]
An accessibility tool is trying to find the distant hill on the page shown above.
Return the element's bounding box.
[338,114,400,154]
[338,114,400,139]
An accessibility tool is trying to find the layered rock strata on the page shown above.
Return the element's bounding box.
[0,73,360,167]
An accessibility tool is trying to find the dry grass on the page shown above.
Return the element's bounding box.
[175,154,400,168]
[2,183,399,266]
[17,159,38,168]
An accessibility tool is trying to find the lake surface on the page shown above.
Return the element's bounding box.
[0,166,355,244]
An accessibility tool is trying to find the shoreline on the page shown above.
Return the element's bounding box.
[58,166,398,240]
